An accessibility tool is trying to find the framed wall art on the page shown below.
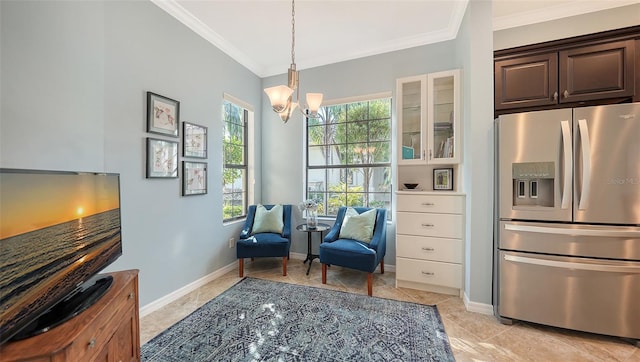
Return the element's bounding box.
[147,92,179,137]
[182,161,207,196]
[433,168,453,191]
[183,122,207,158]
[146,137,179,178]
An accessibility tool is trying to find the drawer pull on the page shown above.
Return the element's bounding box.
[421,202,435,206]
[421,271,435,276]
[128,292,135,299]
[421,223,434,228]
[88,338,96,349]
[421,247,435,252]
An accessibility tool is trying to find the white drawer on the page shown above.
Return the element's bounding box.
[396,258,462,288]
[397,212,463,238]
[396,235,462,263]
[397,194,463,214]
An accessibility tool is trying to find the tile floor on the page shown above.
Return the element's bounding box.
[140,258,639,361]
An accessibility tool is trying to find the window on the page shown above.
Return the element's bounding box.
[222,98,249,221]
[306,95,392,217]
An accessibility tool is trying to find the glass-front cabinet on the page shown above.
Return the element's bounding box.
[428,69,461,164]
[397,69,461,165]
[397,75,426,164]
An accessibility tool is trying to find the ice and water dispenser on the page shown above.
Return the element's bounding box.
[512,162,554,207]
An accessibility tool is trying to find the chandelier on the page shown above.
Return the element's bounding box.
[263,0,323,123]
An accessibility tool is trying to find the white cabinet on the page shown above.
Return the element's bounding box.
[397,69,461,165]
[395,193,465,296]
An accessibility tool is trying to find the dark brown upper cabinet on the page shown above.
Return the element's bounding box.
[560,40,634,103]
[494,26,639,115]
[495,52,558,110]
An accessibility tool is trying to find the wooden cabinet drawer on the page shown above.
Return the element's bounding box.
[396,258,462,288]
[396,235,462,263]
[397,212,462,238]
[397,194,463,214]
[67,278,136,361]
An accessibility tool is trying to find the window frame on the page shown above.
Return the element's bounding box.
[304,93,393,219]
[222,99,249,222]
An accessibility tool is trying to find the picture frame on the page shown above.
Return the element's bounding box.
[183,122,208,158]
[147,92,179,137]
[146,137,179,178]
[433,168,453,191]
[182,161,207,196]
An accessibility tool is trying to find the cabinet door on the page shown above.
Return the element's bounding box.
[559,40,635,103]
[495,53,558,110]
[397,75,427,164]
[427,69,461,164]
[108,308,139,362]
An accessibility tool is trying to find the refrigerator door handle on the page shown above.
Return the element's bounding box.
[560,120,572,209]
[504,223,640,238]
[504,254,640,273]
[577,119,591,210]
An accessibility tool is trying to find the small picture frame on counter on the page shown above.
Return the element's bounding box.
[433,168,453,191]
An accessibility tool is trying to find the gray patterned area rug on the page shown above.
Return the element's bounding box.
[141,277,454,361]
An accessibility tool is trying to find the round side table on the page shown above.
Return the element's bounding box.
[296,223,331,275]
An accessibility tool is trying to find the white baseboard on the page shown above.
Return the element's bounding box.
[139,253,396,317]
[463,291,494,315]
[139,262,237,317]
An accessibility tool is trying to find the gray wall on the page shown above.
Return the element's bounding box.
[1,0,262,307]
[456,0,495,306]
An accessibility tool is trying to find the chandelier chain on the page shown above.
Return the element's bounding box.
[291,0,295,65]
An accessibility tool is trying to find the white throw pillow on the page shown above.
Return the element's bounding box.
[251,204,284,234]
[339,208,377,243]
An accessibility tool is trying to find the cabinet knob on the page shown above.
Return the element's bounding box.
[563,90,569,98]
[421,202,435,206]
[421,223,435,228]
[553,91,558,101]
[128,292,135,299]
[428,149,432,160]
[88,338,96,349]
[421,271,435,276]
[422,247,435,252]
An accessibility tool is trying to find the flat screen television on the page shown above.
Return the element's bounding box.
[0,169,122,344]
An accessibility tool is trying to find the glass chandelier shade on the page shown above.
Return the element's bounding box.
[264,85,294,113]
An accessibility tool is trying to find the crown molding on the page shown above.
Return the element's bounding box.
[150,0,264,77]
[263,1,469,77]
[152,0,470,79]
[493,0,639,31]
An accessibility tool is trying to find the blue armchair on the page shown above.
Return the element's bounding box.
[319,207,387,296]
[237,204,292,277]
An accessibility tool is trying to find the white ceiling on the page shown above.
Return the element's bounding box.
[151,0,638,77]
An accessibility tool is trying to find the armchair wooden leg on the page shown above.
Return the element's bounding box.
[282,256,287,276]
[322,264,327,284]
[367,273,373,296]
[380,259,385,274]
[239,259,244,278]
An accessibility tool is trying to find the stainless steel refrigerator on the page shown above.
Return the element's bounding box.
[494,102,640,341]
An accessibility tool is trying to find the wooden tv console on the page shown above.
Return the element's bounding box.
[0,269,140,362]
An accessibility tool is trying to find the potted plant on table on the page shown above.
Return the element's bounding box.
[298,199,318,229]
